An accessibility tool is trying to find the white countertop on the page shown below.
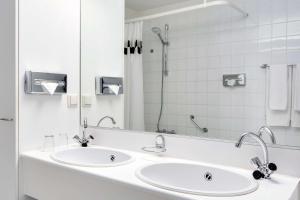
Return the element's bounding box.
[21,145,300,200]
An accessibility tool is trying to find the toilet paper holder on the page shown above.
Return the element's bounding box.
[95,76,123,95]
[25,71,67,95]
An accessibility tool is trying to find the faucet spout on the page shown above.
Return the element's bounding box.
[97,116,116,127]
[258,126,276,144]
[236,131,277,179]
[142,135,167,153]
[235,132,269,164]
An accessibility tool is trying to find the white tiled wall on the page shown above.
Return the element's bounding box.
[141,0,300,146]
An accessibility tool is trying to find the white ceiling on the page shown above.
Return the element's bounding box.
[125,0,189,11]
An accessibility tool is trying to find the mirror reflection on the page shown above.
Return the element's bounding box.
[81,0,300,148]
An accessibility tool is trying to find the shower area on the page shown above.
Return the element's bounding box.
[142,19,203,135]
[125,1,250,138]
[150,24,173,134]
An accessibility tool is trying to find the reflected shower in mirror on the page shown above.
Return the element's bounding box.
[81,0,300,148]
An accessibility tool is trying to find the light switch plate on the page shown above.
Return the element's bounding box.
[67,95,78,107]
[82,95,92,106]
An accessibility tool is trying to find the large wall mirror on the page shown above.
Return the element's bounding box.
[81,0,300,148]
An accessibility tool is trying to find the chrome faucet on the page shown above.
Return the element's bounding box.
[142,135,167,153]
[73,118,94,147]
[257,126,276,144]
[235,132,277,180]
[97,116,116,127]
[155,135,166,150]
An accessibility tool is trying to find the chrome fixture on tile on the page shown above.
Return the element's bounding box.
[152,26,169,47]
[260,64,270,69]
[157,129,176,134]
[97,116,116,127]
[153,24,170,133]
[190,115,208,133]
[235,132,277,180]
[73,118,94,147]
[257,126,276,144]
[142,135,167,153]
[260,64,296,69]
[223,74,246,87]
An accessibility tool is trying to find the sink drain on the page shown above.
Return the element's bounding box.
[204,172,213,181]
[110,155,116,162]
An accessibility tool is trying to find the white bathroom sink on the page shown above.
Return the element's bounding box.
[51,147,134,167]
[136,163,258,197]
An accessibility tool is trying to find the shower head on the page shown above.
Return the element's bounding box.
[152,27,167,45]
[152,27,162,34]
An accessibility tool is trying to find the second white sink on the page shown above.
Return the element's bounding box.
[51,147,134,167]
[136,163,258,197]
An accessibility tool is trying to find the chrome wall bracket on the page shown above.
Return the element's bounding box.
[260,64,297,69]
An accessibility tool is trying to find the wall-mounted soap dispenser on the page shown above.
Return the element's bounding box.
[24,71,67,95]
[95,77,123,95]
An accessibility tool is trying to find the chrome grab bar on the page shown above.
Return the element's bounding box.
[0,118,14,122]
[190,115,208,133]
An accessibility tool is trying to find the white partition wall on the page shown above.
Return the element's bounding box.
[18,0,81,199]
[18,0,81,152]
[0,0,18,199]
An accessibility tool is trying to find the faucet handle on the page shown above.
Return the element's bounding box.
[268,163,277,171]
[88,135,94,140]
[253,170,265,180]
[73,135,81,140]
